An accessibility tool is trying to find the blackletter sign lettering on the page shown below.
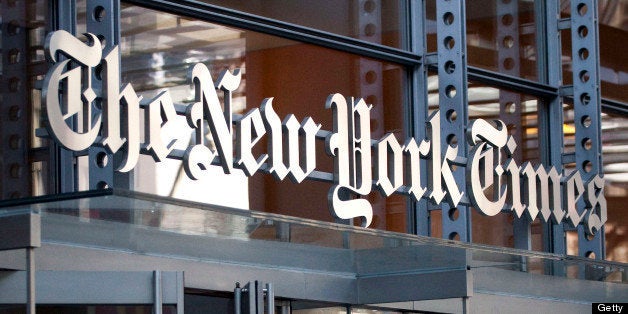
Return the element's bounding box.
[39,30,607,234]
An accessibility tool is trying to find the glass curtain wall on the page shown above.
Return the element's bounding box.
[107,3,409,232]
[0,0,626,262]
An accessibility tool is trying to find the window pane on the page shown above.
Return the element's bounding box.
[600,112,628,263]
[466,83,543,250]
[598,1,628,103]
[427,73,545,249]
[118,5,408,231]
[562,103,627,262]
[561,1,628,103]
[466,0,539,81]
[198,0,408,49]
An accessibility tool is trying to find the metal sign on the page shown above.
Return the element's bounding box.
[40,30,607,234]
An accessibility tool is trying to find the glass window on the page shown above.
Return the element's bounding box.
[560,1,628,103]
[198,0,408,50]
[467,86,543,250]
[600,112,628,263]
[561,104,628,262]
[116,5,409,231]
[427,75,545,249]
[466,0,539,81]
[598,1,627,103]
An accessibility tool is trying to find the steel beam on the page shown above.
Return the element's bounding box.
[1,0,30,199]
[436,0,470,242]
[467,66,559,98]
[536,0,569,279]
[85,0,122,191]
[356,0,386,229]
[570,0,605,260]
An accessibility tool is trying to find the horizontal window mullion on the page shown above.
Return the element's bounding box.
[601,99,628,116]
[467,66,559,99]
[125,0,420,66]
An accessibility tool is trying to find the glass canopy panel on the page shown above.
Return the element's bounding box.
[0,190,625,284]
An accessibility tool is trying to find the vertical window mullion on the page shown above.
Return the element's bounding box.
[538,0,568,256]
[408,0,430,236]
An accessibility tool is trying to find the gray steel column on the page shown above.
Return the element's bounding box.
[85,0,124,190]
[355,0,385,228]
[539,0,567,257]
[355,0,383,133]
[1,0,31,199]
[50,0,78,194]
[409,0,430,236]
[570,0,605,260]
[176,271,184,314]
[436,0,470,241]
[26,248,35,314]
[265,283,275,314]
[497,1,523,163]
[153,270,162,314]
[234,283,242,314]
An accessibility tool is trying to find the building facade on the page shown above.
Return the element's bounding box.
[0,0,626,313]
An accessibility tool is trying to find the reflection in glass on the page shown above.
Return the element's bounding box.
[292,306,348,314]
[198,0,407,49]
[599,113,628,263]
[561,104,628,263]
[466,82,543,250]
[428,73,545,249]
[117,5,408,232]
[466,0,538,81]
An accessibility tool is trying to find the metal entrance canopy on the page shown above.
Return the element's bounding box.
[0,189,626,312]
